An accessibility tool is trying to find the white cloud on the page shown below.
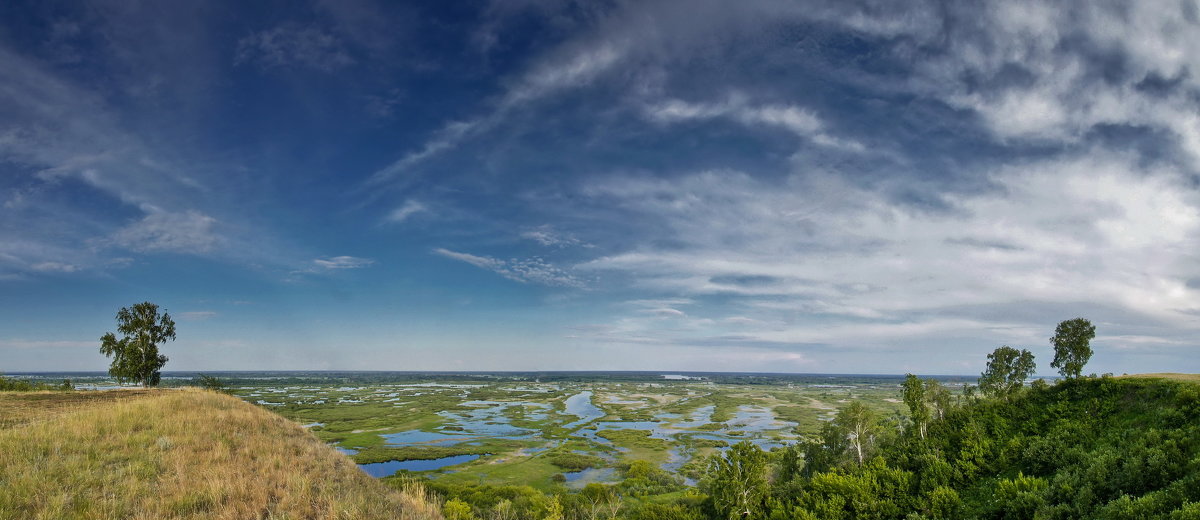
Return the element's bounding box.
[0,339,94,349]
[177,311,217,320]
[313,256,375,269]
[520,225,586,248]
[434,248,585,288]
[112,209,221,254]
[576,153,1200,355]
[824,1,1200,165]
[30,262,79,273]
[385,199,427,223]
[645,95,863,150]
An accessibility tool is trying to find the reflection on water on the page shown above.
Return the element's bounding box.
[564,467,616,487]
[357,454,483,478]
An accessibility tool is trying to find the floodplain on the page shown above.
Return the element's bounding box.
[213,372,965,488]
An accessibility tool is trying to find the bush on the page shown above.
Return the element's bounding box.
[546,452,605,471]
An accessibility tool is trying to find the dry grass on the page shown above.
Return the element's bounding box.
[0,388,443,520]
[1121,373,1200,383]
[0,389,159,430]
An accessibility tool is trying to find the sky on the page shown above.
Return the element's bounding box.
[2,0,1199,375]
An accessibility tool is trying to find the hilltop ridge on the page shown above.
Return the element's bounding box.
[0,388,442,520]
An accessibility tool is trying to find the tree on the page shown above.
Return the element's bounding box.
[978,346,1036,399]
[903,374,930,440]
[195,374,228,393]
[1050,318,1095,379]
[833,401,879,466]
[801,421,849,477]
[924,378,952,422]
[703,441,769,519]
[99,302,176,387]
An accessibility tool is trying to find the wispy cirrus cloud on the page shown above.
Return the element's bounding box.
[111,208,221,254]
[313,256,375,269]
[177,311,217,321]
[434,248,584,288]
[364,0,815,187]
[645,94,863,151]
[0,43,297,276]
[384,199,427,224]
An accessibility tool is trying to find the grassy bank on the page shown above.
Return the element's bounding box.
[0,388,443,520]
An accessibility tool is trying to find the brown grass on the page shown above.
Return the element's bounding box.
[0,388,443,520]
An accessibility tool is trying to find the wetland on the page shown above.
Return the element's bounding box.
[207,371,965,487]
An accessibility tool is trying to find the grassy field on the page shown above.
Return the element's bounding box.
[0,388,443,520]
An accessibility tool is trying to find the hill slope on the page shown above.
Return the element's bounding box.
[0,388,443,520]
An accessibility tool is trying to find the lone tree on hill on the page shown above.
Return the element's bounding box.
[978,346,1036,399]
[99,302,176,387]
[1050,317,1095,379]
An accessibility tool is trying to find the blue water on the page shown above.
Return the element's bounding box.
[357,454,483,478]
[439,401,543,439]
[563,391,605,428]
[380,430,468,445]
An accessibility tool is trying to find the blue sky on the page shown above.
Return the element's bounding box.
[2,0,1199,374]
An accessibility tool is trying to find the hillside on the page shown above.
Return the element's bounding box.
[0,388,443,520]
[758,375,1200,519]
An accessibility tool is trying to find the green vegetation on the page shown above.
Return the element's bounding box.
[0,374,72,392]
[1050,317,1096,379]
[0,388,442,519]
[978,345,1036,399]
[99,301,176,387]
[382,374,1200,520]
[547,452,607,471]
[193,374,229,393]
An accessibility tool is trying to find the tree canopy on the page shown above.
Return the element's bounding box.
[702,441,769,519]
[902,374,929,440]
[1050,317,1096,379]
[99,301,176,387]
[978,345,1036,399]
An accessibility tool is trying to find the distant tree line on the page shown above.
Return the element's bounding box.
[0,375,72,392]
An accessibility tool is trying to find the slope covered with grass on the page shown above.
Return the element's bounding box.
[0,388,443,520]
